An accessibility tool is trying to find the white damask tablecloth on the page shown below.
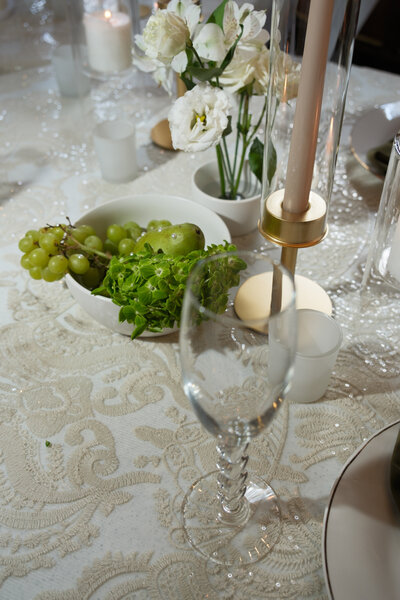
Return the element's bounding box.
[1,8,400,597]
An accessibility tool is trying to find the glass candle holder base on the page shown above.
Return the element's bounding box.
[182,472,281,566]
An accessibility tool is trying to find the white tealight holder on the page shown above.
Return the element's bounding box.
[52,45,90,98]
[93,119,138,183]
[270,309,342,404]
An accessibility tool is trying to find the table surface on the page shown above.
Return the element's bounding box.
[1,4,400,600]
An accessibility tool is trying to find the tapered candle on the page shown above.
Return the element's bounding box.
[282,0,334,214]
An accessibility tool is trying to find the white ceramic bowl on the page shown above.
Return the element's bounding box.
[191,160,261,236]
[65,194,231,337]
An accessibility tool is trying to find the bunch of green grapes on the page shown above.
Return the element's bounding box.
[18,219,155,289]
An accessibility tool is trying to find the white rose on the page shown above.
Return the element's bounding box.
[274,50,301,102]
[142,10,190,65]
[218,46,256,92]
[168,84,232,152]
[219,32,270,94]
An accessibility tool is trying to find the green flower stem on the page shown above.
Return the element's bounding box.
[190,44,205,69]
[232,92,250,197]
[216,144,227,198]
[232,92,245,178]
[247,97,267,147]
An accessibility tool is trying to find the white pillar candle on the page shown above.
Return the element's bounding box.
[283,0,334,214]
[93,120,138,183]
[83,10,132,74]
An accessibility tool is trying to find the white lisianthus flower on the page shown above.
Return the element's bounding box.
[142,10,190,65]
[168,84,232,152]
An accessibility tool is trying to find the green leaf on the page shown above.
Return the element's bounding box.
[248,137,264,183]
[222,115,232,139]
[179,73,195,91]
[186,65,224,82]
[266,138,277,185]
[207,0,229,26]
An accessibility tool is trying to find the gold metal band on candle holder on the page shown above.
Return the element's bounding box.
[258,189,327,248]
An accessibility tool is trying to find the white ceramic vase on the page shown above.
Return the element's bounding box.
[191,160,261,236]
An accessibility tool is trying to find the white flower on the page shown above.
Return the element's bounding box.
[142,10,190,65]
[193,0,266,65]
[274,49,301,102]
[133,36,174,94]
[167,0,200,36]
[193,23,227,63]
[219,31,270,94]
[168,84,232,152]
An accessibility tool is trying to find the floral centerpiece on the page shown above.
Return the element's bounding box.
[134,0,300,200]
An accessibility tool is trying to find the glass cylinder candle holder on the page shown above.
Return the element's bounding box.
[260,0,360,251]
[67,0,135,80]
[363,133,400,291]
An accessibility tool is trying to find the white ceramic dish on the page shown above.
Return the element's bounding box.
[322,419,400,600]
[65,194,231,337]
[350,101,400,177]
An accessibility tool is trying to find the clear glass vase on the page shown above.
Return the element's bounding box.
[260,0,360,254]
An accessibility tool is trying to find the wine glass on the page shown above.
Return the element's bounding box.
[179,250,296,566]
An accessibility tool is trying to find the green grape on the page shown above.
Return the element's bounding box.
[25,229,40,242]
[29,247,49,268]
[106,224,127,245]
[48,255,68,275]
[123,221,143,241]
[103,238,119,255]
[18,236,36,253]
[68,253,90,275]
[42,267,62,282]
[118,238,136,255]
[70,224,96,243]
[80,266,102,289]
[29,266,42,280]
[20,254,32,270]
[39,232,59,255]
[147,219,171,231]
[50,226,65,242]
[84,235,103,251]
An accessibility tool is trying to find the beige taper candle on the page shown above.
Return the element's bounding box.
[282,0,334,214]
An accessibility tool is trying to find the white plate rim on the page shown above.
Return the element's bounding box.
[322,418,400,600]
[350,101,400,179]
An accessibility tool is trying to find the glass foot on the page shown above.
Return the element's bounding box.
[182,471,281,566]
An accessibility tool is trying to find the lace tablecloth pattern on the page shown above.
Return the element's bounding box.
[1,55,400,600]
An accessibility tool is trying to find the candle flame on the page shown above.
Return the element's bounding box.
[104,9,112,20]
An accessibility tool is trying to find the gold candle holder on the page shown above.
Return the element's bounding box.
[259,190,332,315]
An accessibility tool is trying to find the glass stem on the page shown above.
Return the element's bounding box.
[216,439,250,524]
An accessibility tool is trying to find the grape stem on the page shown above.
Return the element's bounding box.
[62,234,111,262]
